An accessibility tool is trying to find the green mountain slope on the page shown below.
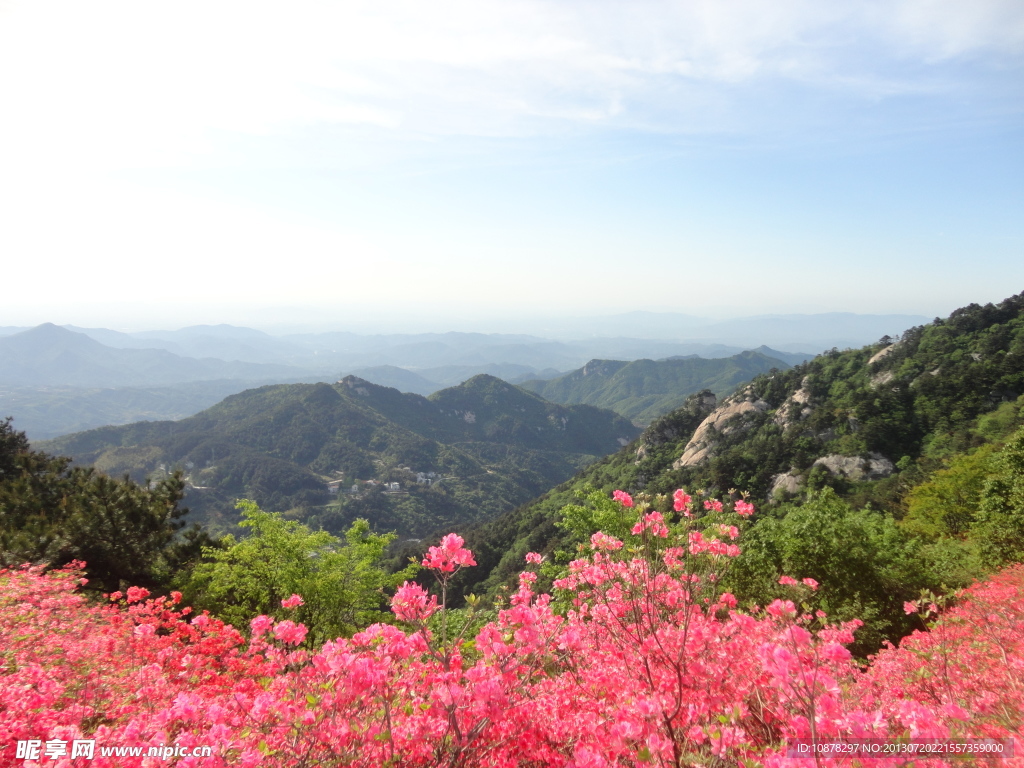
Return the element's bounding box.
[461,292,1024,599]
[518,350,791,424]
[38,375,639,538]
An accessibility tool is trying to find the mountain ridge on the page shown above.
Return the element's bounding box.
[518,350,796,424]
[38,375,639,538]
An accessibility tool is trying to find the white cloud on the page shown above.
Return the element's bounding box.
[1,0,1020,174]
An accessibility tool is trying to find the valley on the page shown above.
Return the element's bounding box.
[38,374,639,538]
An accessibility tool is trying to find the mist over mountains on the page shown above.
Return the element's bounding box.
[498,311,930,350]
[0,311,924,440]
[0,324,299,387]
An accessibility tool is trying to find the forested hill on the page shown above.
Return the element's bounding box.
[518,349,795,424]
[460,292,1024,600]
[38,375,638,538]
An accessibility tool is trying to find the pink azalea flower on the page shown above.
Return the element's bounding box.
[612,489,633,507]
[590,532,624,551]
[673,489,692,516]
[524,552,544,565]
[766,599,797,618]
[735,500,755,517]
[632,511,669,538]
[273,620,308,645]
[281,594,304,609]
[250,615,274,636]
[422,533,477,573]
[821,642,851,662]
[391,581,438,623]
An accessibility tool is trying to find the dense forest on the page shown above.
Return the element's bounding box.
[36,374,638,538]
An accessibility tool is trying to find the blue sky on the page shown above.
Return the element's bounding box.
[0,0,1021,332]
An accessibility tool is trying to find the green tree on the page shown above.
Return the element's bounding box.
[972,425,1024,566]
[0,417,205,591]
[556,486,640,544]
[725,489,929,655]
[901,444,996,539]
[0,416,31,480]
[181,500,416,645]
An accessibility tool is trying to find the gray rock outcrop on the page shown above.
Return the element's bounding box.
[635,392,717,463]
[868,344,898,366]
[672,389,769,469]
[812,452,894,482]
[774,376,813,429]
[770,471,804,497]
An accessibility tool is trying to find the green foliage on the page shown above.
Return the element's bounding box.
[180,500,417,645]
[557,487,640,544]
[724,489,929,655]
[973,425,1024,567]
[0,417,208,592]
[0,416,31,478]
[901,445,996,538]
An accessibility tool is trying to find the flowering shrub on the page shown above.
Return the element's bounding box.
[2,491,1022,767]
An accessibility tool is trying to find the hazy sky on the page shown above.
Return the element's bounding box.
[1,0,1022,331]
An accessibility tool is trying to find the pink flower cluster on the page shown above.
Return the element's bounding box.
[779,575,819,590]
[631,510,669,538]
[422,533,476,573]
[391,581,438,623]
[673,489,692,516]
[589,531,624,551]
[2,517,1023,768]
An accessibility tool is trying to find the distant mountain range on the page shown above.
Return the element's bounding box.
[519,349,800,424]
[0,309,922,370]
[0,324,299,387]
[38,375,639,538]
[469,311,930,348]
[2,313,921,440]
